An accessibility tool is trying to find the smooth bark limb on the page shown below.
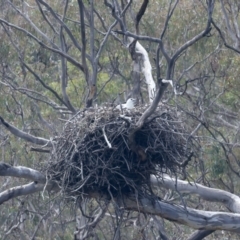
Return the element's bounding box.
[0,182,55,205]
[2,165,240,234]
[124,196,240,233]
[0,163,46,182]
[151,175,240,213]
[0,116,52,146]
[128,37,156,102]
[0,164,59,204]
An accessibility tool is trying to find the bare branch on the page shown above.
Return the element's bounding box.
[219,0,239,48]
[117,30,171,62]
[0,182,45,205]
[23,63,68,107]
[1,23,70,111]
[0,19,84,71]
[35,0,58,34]
[0,163,46,182]
[212,20,240,54]
[7,0,56,45]
[171,0,214,62]
[156,0,179,79]
[160,0,179,39]
[136,79,168,127]
[135,0,149,34]
[59,26,76,112]
[30,210,51,240]
[0,116,52,146]
[151,175,240,213]
[31,102,57,134]
[123,196,240,233]
[187,230,215,240]
[78,0,89,85]
[36,0,90,60]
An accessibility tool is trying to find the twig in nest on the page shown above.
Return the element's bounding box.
[102,126,112,148]
[119,115,132,127]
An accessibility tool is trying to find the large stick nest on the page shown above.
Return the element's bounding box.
[46,106,193,198]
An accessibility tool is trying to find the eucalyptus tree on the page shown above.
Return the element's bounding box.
[0,0,240,239]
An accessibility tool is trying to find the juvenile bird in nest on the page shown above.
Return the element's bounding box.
[116,98,136,111]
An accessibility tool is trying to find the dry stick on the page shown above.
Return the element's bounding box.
[102,127,112,148]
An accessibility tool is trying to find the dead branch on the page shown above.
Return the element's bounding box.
[123,195,240,233]
[0,116,52,146]
[151,175,240,213]
[0,164,46,182]
[0,182,45,205]
[135,0,149,35]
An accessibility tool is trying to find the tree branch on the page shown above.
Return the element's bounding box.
[128,37,156,103]
[0,116,52,146]
[59,8,76,113]
[0,182,46,205]
[0,19,84,71]
[78,0,89,84]
[36,0,90,60]
[123,196,240,233]
[150,175,240,213]
[212,20,240,54]
[171,0,214,62]
[135,0,149,35]
[136,79,167,128]
[0,163,46,182]
[116,30,171,62]
[187,229,215,240]
[160,0,179,39]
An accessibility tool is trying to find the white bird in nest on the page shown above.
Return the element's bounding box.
[116,98,136,111]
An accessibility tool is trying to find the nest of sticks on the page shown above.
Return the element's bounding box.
[46,106,193,199]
